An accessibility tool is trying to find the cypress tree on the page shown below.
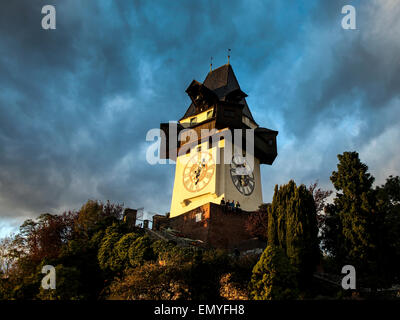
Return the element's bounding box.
[267,180,320,288]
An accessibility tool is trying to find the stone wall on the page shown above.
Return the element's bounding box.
[153,202,254,250]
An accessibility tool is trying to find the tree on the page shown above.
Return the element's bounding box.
[127,235,155,267]
[75,200,123,238]
[0,235,19,278]
[267,180,320,288]
[18,212,76,265]
[308,181,333,229]
[320,203,345,260]
[249,245,299,300]
[0,200,128,300]
[319,154,400,289]
[98,223,126,273]
[37,264,83,300]
[108,262,189,300]
[186,249,230,300]
[328,152,379,287]
[375,175,400,285]
[107,242,231,300]
[115,233,139,267]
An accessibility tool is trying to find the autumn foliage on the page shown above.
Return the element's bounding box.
[1,152,400,300]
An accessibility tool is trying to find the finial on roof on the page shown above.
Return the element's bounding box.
[210,56,213,72]
[227,48,231,65]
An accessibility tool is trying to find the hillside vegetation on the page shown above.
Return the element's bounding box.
[1,151,399,300]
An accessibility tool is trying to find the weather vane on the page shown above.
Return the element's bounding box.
[228,49,231,64]
[210,56,213,72]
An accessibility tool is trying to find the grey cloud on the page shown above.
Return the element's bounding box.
[0,0,399,233]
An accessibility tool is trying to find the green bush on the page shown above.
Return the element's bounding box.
[98,224,124,272]
[249,245,299,300]
[37,264,83,300]
[128,235,155,267]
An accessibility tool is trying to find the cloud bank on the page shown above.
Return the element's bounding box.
[0,0,399,236]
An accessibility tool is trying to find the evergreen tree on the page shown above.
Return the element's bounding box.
[375,175,400,285]
[127,235,155,267]
[97,223,125,273]
[321,154,400,289]
[322,151,384,289]
[249,245,298,300]
[320,203,345,261]
[267,180,320,288]
[330,151,376,261]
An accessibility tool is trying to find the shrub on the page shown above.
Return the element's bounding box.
[249,245,299,300]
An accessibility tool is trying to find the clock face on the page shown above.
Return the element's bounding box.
[230,155,255,196]
[183,151,215,193]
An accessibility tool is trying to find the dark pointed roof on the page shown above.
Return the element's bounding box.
[181,64,255,121]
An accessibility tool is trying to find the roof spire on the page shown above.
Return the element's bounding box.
[227,48,231,65]
[210,56,213,72]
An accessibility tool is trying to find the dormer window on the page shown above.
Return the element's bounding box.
[190,117,197,125]
[207,110,213,119]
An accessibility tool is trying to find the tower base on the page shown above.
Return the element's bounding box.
[153,202,262,250]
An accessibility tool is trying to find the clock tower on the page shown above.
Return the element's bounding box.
[158,63,277,248]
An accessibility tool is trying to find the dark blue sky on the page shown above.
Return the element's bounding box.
[1,0,399,237]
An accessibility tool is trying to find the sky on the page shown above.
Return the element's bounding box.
[0,0,399,237]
